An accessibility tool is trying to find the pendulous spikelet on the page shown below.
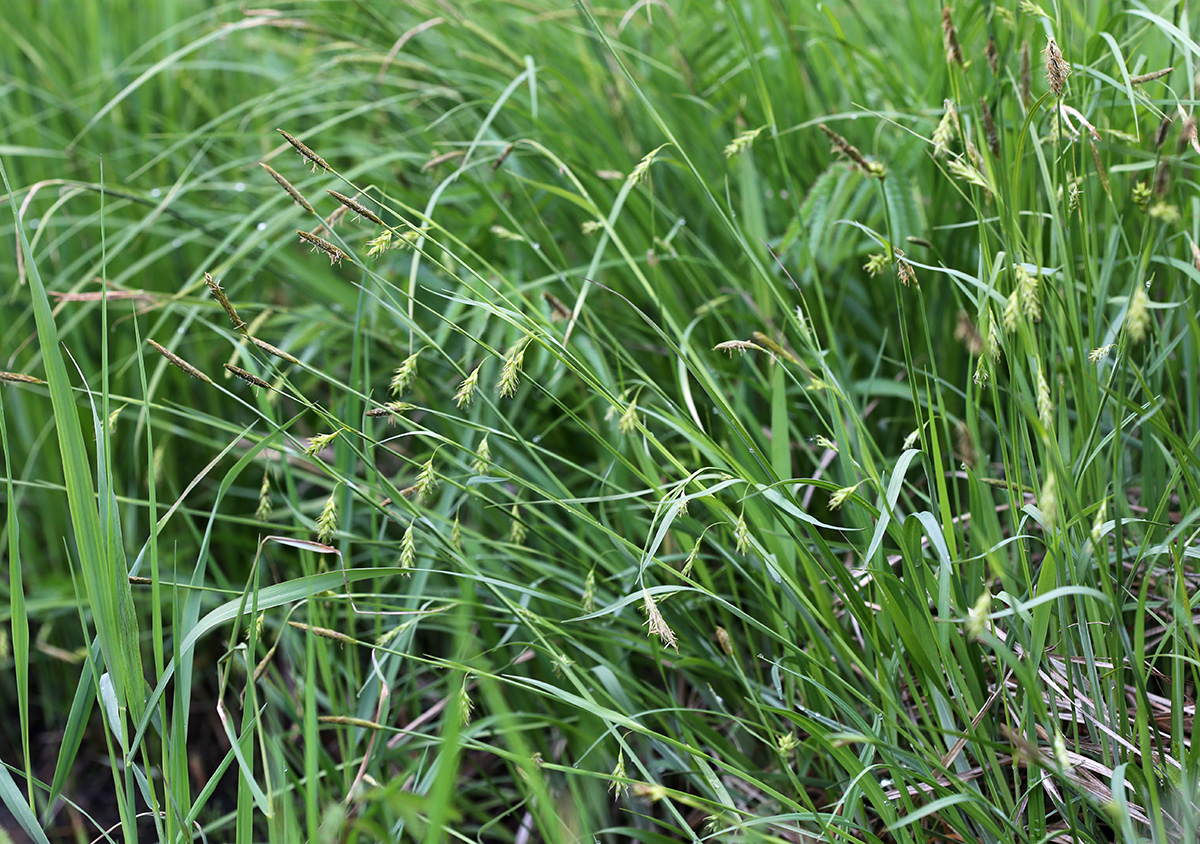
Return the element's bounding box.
[641,588,678,652]
[1127,284,1151,343]
[496,338,530,398]
[454,363,482,408]
[260,162,315,213]
[148,339,212,383]
[390,350,421,397]
[932,100,957,157]
[724,125,766,158]
[278,128,329,172]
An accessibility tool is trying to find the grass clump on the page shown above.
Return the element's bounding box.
[2,1,1200,842]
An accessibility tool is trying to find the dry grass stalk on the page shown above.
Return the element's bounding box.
[421,150,464,172]
[277,128,328,172]
[147,339,212,383]
[260,162,314,212]
[327,190,384,225]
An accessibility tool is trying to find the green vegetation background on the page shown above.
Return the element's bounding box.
[2,1,1198,842]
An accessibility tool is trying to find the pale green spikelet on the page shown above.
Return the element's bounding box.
[471,435,491,475]
[932,100,957,157]
[582,567,596,612]
[390,349,421,397]
[618,397,639,435]
[455,363,482,408]
[366,230,393,258]
[400,522,416,572]
[628,143,669,186]
[829,481,865,510]
[316,487,339,544]
[863,253,891,277]
[496,337,530,398]
[508,502,526,545]
[256,469,273,521]
[450,515,462,551]
[609,749,628,797]
[1002,289,1022,332]
[814,435,838,453]
[1016,264,1041,322]
[1127,284,1151,343]
[1035,361,1053,432]
[1039,471,1059,529]
[305,430,342,458]
[733,513,750,554]
[414,455,438,502]
[724,125,767,158]
[457,676,474,725]
[967,590,991,639]
[681,536,701,578]
[1088,344,1114,363]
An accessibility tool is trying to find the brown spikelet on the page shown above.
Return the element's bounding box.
[543,291,573,321]
[1044,38,1070,96]
[250,335,300,364]
[1089,139,1111,198]
[224,364,272,389]
[260,162,314,213]
[955,420,978,467]
[894,249,918,287]
[297,230,348,265]
[1154,114,1173,149]
[942,7,964,66]
[421,150,465,172]
[980,99,1000,156]
[1154,160,1172,196]
[985,35,999,76]
[492,142,515,172]
[954,310,985,355]
[0,370,44,385]
[327,190,385,226]
[204,272,246,332]
[1020,42,1032,107]
[1177,115,1198,155]
[147,339,212,383]
[277,128,328,172]
[819,124,885,178]
[1131,67,1172,86]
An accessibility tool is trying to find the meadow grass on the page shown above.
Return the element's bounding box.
[2,1,1199,842]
